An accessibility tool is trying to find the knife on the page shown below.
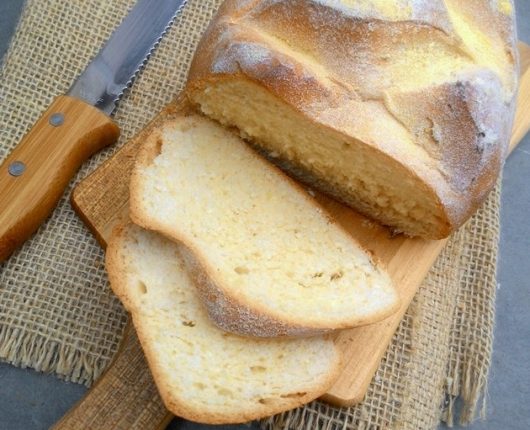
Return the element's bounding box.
[0,0,187,262]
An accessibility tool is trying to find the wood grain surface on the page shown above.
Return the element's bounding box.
[57,43,530,429]
[0,95,119,261]
[52,325,172,430]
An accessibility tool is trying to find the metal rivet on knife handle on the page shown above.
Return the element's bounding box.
[49,113,65,127]
[0,0,186,264]
[8,161,26,177]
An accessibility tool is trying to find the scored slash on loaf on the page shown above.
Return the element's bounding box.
[129,114,399,337]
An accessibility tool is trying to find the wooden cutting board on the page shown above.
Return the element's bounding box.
[53,43,530,430]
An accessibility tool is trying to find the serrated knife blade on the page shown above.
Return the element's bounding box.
[0,0,187,261]
[69,0,187,115]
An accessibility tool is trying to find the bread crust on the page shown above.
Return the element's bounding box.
[129,113,399,337]
[105,223,342,424]
[185,0,519,239]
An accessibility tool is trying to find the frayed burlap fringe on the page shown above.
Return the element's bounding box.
[441,184,500,426]
[0,0,502,428]
[0,324,124,385]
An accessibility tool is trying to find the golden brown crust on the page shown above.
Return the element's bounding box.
[105,223,343,424]
[186,0,518,239]
[129,113,399,337]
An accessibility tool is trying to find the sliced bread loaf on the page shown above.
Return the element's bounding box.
[130,114,398,337]
[106,223,341,424]
[186,0,518,239]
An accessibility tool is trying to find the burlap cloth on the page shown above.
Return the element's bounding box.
[0,1,501,428]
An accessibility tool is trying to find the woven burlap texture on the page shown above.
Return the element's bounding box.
[0,0,499,428]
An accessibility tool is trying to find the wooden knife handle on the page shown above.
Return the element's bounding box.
[0,95,119,261]
[51,321,173,430]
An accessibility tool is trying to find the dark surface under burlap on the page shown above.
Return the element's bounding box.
[0,1,506,428]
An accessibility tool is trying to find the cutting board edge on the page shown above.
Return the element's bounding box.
[69,42,530,416]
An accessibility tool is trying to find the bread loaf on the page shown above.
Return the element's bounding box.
[106,223,341,424]
[130,113,398,337]
[186,0,518,239]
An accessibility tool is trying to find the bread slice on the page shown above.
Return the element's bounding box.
[130,113,398,337]
[106,223,342,424]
